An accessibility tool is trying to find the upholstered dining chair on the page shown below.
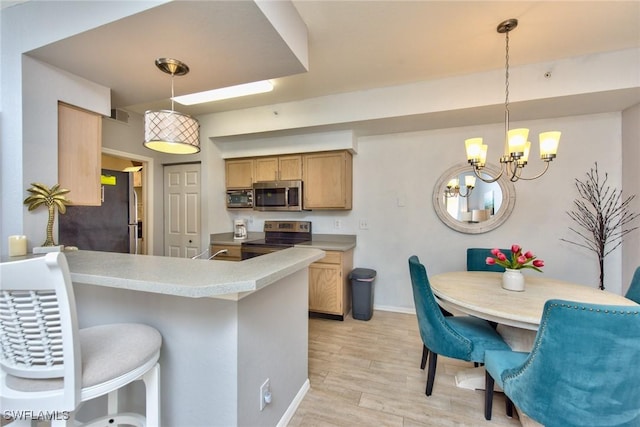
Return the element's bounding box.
[624,266,640,304]
[466,248,512,272]
[0,252,162,426]
[419,247,512,369]
[484,299,640,426]
[408,256,510,396]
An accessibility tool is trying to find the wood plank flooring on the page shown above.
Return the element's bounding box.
[289,310,521,426]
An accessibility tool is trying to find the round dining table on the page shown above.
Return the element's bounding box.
[429,271,638,393]
[430,271,637,331]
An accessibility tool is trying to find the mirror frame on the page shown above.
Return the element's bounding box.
[432,163,516,234]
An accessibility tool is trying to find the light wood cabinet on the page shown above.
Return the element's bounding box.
[225,159,254,189]
[255,155,302,182]
[309,249,354,319]
[58,102,102,206]
[210,244,242,261]
[303,151,353,210]
[133,171,142,188]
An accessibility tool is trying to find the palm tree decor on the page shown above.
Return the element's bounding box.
[23,183,72,247]
[561,163,639,290]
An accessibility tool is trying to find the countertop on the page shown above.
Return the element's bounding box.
[210,232,356,251]
[64,247,324,300]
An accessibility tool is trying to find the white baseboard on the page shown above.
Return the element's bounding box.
[373,304,416,315]
[277,378,310,427]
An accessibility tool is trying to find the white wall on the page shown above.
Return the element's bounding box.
[622,103,640,292]
[21,56,110,247]
[0,1,166,256]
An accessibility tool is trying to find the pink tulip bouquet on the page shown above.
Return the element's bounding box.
[486,244,545,272]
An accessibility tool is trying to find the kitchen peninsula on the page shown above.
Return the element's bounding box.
[64,247,324,426]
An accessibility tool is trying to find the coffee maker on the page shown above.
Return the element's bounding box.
[233,219,248,240]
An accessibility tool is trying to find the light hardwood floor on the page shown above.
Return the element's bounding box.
[289,310,521,426]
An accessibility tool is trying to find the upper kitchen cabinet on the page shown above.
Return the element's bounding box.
[255,155,302,182]
[58,102,102,206]
[225,159,254,189]
[303,151,353,210]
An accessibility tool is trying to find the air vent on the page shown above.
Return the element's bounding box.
[110,108,129,123]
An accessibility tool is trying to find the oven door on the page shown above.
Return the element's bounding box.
[253,181,302,211]
[241,245,283,260]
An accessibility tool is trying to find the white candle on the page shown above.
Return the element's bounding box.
[8,235,27,257]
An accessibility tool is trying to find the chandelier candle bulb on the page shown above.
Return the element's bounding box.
[479,144,488,167]
[519,141,532,165]
[507,128,529,157]
[465,138,483,162]
[464,175,476,188]
[539,131,561,160]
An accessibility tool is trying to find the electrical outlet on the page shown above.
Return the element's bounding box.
[260,378,271,411]
[359,219,369,230]
[334,219,342,229]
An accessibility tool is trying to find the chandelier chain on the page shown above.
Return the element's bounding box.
[504,29,510,143]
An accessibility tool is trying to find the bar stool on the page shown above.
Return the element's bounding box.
[0,252,162,426]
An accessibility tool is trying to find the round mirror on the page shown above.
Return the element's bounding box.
[432,163,516,234]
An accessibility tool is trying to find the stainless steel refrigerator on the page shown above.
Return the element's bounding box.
[59,169,139,254]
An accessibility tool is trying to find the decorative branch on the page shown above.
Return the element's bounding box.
[560,162,639,290]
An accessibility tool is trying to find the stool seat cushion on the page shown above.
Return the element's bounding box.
[6,323,161,392]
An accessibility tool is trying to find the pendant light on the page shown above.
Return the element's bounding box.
[464,19,561,183]
[144,58,200,154]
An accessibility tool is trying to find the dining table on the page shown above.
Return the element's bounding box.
[429,271,638,391]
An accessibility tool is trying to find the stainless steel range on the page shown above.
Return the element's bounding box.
[241,220,312,260]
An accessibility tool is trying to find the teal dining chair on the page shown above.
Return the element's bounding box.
[484,299,640,426]
[466,248,512,272]
[624,266,640,304]
[408,256,510,396]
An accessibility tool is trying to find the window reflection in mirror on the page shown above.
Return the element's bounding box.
[443,172,502,223]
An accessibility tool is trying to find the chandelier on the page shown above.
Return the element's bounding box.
[464,19,560,183]
[144,58,200,154]
[445,175,475,198]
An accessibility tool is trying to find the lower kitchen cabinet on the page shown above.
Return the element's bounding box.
[309,249,354,320]
[210,244,241,261]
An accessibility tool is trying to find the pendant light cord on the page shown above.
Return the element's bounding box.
[171,73,175,111]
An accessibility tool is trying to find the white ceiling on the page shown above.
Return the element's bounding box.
[21,1,640,126]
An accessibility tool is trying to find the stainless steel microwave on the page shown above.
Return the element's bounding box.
[226,189,253,208]
[253,180,303,211]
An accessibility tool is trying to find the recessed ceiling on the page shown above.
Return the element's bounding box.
[23,1,640,123]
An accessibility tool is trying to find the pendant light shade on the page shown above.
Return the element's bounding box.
[144,58,200,154]
[144,110,200,154]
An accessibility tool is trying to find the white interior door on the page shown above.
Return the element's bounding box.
[164,163,201,258]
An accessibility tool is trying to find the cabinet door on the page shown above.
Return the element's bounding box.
[255,155,302,181]
[210,244,241,261]
[58,102,102,206]
[225,159,254,188]
[309,263,342,314]
[278,155,302,180]
[303,151,352,209]
[255,157,279,182]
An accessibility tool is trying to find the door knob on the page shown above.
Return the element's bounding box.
[189,239,193,243]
